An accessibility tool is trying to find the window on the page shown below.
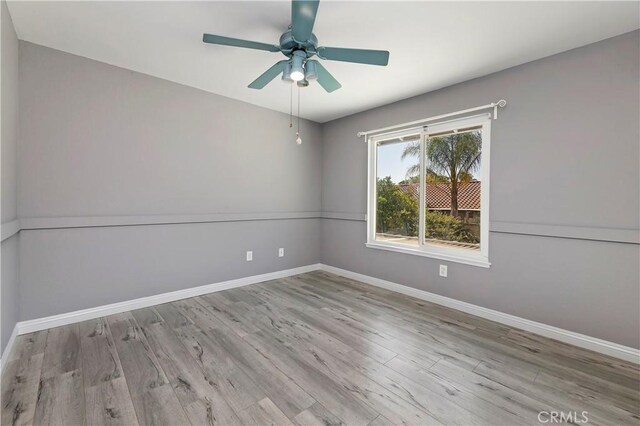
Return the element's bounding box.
[367,113,491,267]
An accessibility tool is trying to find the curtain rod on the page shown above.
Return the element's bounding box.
[356,99,507,138]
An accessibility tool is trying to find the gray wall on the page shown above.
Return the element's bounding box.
[320,30,640,348]
[17,42,322,320]
[1,0,20,353]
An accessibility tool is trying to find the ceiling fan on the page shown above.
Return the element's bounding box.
[202,0,389,93]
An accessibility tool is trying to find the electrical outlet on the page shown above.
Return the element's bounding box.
[278,248,284,257]
[246,251,253,261]
[439,264,448,277]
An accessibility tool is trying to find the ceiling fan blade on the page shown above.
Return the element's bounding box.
[313,61,341,93]
[248,60,288,89]
[291,0,320,42]
[203,34,280,52]
[317,46,389,66]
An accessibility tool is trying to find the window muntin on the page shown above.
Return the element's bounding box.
[367,114,491,267]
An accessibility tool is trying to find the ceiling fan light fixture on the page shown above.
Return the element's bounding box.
[282,62,293,82]
[290,50,306,82]
[290,70,304,82]
[304,60,318,80]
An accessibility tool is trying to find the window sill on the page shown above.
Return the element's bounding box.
[365,241,491,268]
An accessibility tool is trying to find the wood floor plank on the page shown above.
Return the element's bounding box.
[534,369,639,415]
[254,327,444,426]
[261,278,334,311]
[31,324,85,425]
[154,303,195,329]
[85,377,139,425]
[293,306,441,367]
[367,414,394,426]
[292,402,344,426]
[172,323,267,413]
[6,331,48,363]
[131,307,243,426]
[250,302,356,358]
[507,328,640,379]
[503,328,640,389]
[243,330,380,426]
[250,290,398,364]
[445,321,639,395]
[472,360,636,425]
[40,324,81,379]
[132,384,191,426]
[259,321,491,426]
[205,326,316,419]
[197,294,261,337]
[308,272,509,336]
[317,299,538,380]
[426,358,552,424]
[325,282,478,333]
[107,312,169,392]
[275,278,479,355]
[107,312,190,425]
[528,371,640,424]
[1,330,48,426]
[258,286,445,372]
[237,397,294,426]
[79,317,140,425]
[128,306,164,328]
[172,298,223,332]
[33,370,85,426]
[216,287,265,307]
[79,317,124,386]
[1,353,44,426]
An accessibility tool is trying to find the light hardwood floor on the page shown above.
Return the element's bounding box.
[2,271,639,425]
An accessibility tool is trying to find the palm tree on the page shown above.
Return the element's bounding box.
[401,131,481,218]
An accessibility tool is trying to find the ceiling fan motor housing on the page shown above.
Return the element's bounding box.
[279,30,318,57]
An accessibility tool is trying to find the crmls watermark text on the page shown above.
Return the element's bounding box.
[538,411,589,424]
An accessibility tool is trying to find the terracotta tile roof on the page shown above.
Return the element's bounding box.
[398,181,481,210]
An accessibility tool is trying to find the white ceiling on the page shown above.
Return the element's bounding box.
[7,1,639,123]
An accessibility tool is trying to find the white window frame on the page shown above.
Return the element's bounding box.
[366,113,491,268]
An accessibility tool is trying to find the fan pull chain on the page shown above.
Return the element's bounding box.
[295,86,302,145]
[297,86,300,132]
[289,83,293,128]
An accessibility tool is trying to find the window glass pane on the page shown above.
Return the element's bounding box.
[375,134,421,247]
[423,127,482,251]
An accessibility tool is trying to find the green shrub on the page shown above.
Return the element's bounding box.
[425,211,479,243]
[376,177,418,236]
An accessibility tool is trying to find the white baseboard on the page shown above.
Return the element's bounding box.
[16,264,321,335]
[319,264,640,364]
[0,324,20,374]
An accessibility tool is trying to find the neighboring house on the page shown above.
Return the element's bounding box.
[398,180,481,223]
